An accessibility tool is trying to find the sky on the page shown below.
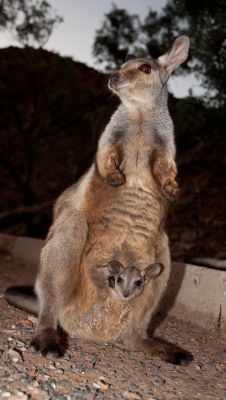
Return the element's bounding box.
[0,0,204,98]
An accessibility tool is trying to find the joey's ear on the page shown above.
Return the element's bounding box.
[125,54,137,62]
[142,263,164,282]
[157,36,189,79]
[107,260,123,275]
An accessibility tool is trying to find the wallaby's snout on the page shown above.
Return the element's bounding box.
[109,72,120,89]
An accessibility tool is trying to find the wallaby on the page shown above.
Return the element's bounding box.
[5,36,192,365]
[92,260,163,300]
[97,37,189,201]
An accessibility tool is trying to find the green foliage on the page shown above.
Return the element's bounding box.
[93,0,226,103]
[161,0,226,103]
[0,0,63,47]
[93,4,142,70]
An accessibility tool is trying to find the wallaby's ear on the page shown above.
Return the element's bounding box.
[142,263,163,282]
[107,260,124,275]
[125,54,137,62]
[157,36,189,79]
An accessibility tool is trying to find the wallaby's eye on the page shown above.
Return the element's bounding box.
[108,276,115,288]
[139,64,151,74]
[117,276,123,284]
[135,280,142,288]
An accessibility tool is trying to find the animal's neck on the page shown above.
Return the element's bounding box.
[119,89,169,127]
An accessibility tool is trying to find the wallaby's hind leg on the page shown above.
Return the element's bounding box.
[32,211,88,357]
[126,238,193,365]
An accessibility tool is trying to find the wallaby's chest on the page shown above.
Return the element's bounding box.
[119,128,154,174]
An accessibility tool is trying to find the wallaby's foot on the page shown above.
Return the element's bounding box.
[31,327,68,357]
[128,335,193,365]
[162,179,179,202]
[162,349,193,365]
[106,172,125,187]
[145,342,193,365]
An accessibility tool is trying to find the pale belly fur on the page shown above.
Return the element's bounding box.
[60,166,168,341]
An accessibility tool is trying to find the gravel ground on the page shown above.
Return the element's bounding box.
[0,251,226,400]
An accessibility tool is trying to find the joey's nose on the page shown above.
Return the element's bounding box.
[109,73,119,86]
[123,290,129,298]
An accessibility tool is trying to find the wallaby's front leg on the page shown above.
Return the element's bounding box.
[97,144,125,187]
[31,211,88,357]
[152,150,179,202]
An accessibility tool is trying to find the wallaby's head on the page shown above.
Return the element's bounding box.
[108,36,189,107]
[96,260,163,301]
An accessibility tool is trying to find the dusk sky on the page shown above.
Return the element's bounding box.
[0,0,204,98]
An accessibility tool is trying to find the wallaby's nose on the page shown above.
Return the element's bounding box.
[109,73,119,86]
[123,290,129,298]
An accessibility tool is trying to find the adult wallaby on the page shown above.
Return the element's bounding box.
[5,36,192,365]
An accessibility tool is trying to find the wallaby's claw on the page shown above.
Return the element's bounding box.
[162,180,180,202]
[106,172,125,187]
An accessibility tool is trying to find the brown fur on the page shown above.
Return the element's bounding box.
[7,37,192,365]
[97,58,180,201]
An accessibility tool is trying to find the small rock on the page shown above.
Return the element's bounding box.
[129,384,139,390]
[14,391,28,400]
[17,319,33,329]
[96,377,110,391]
[54,361,60,367]
[7,348,22,362]
[56,368,64,375]
[123,391,141,400]
[1,392,11,398]
[195,364,202,371]
[28,316,38,325]
[16,340,25,347]
[92,383,100,390]
[153,376,166,386]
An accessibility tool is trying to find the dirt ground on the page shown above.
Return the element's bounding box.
[0,251,226,400]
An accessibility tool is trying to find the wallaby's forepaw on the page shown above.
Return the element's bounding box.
[106,172,125,187]
[162,179,180,202]
[31,328,68,357]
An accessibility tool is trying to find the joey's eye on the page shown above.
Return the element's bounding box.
[139,64,151,74]
[117,277,123,284]
[108,276,115,288]
[135,280,142,288]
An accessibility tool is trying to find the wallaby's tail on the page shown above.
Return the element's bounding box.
[185,257,226,271]
[5,286,38,315]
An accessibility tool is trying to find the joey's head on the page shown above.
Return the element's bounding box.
[99,261,164,301]
[108,36,189,110]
